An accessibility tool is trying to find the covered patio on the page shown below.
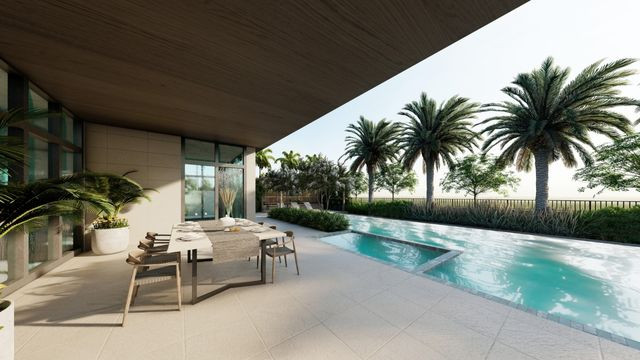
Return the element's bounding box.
[7,216,637,360]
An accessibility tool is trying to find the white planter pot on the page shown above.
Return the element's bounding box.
[0,300,14,360]
[220,215,235,227]
[92,227,130,255]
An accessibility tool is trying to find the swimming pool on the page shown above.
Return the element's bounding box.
[346,214,640,343]
[320,231,456,272]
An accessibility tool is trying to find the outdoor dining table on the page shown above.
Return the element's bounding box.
[166,219,286,304]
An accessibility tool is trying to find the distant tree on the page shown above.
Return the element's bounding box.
[341,116,400,203]
[302,155,340,210]
[262,168,296,207]
[440,155,520,204]
[397,93,481,208]
[256,148,275,177]
[276,150,301,170]
[480,57,639,212]
[351,171,367,198]
[574,134,640,194]
[375,163,417,201]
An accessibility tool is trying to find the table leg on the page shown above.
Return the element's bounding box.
[260,240,266,284]
[191,249,198,305]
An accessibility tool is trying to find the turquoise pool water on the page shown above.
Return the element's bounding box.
[321,232,443,271]
[346,214,640,342]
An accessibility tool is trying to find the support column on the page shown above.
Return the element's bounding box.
[47,217,62,260]
[244,147,256,221]
[6,229,28,281]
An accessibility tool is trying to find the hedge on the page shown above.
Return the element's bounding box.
[267,207,349,232]
[345,200,640,244]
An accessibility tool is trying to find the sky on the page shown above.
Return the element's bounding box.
[268,0,640,200]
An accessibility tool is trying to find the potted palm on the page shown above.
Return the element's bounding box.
[83,171,150,254]
[0,284,12,360]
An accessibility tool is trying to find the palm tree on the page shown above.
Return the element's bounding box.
[341,116,400,203]
[1,108,51,173]
[397,93,481,207]
[480,57,639,212]
[0,175,111,237]
[276,150,301,170]
[255,148,275,177]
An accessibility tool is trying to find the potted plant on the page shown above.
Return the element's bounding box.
[83,171,150,255]
[0,284,13,360]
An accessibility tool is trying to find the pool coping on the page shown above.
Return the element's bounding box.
[315,229,640,351]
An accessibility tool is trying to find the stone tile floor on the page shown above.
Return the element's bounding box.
[7,216,640,360]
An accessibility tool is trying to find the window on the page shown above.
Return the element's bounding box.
[217,144,243,165]
[27,136,48,182]
[28,88,48,131]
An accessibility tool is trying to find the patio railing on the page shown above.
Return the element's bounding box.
[351,197,640,211]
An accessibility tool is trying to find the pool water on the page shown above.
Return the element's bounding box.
[321,232,444,271]
[346,214,640,342]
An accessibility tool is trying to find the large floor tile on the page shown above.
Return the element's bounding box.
[405,310,494,360]
[183,291,248,337]
[185,320,266,360]
[430,291,509,337]
[600,338,640,360]
[497,315,601,360]
[362,290,426,329]
[269,324,358,360]
[369,332,448,360]
[486,342,537,360]
[294,289,357,321]
[99,308,184,359]
[248,298,319,347]
[324,304,400,358]
[389,276,451,308]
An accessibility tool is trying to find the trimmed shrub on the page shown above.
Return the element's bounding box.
[345,200,412,218]
[345,200,640,244]
[268,207,349,232]
[578,206,640,244]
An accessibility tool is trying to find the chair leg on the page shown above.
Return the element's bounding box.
[130,285,139,306]
[271,254,276,283]
[176,265,182,311]
[256,254,260,269]
[284,253,288,267]
[122,268,137,327]
[293,251,300,275]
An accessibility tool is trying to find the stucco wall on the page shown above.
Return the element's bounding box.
[84,123,182,248]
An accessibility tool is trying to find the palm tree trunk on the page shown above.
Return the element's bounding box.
[533,148,550,212]
[367,166,374,203]
[425,160,435,207]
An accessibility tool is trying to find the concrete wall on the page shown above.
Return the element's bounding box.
[84,123,182,248]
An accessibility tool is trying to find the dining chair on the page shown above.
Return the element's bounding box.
[264,230,299,283]
[146,232,170,243]
[122,249,182,326]
[138,238,169,253]
[251,224,279,268]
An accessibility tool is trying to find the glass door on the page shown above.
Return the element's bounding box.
[185,163,215,220]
